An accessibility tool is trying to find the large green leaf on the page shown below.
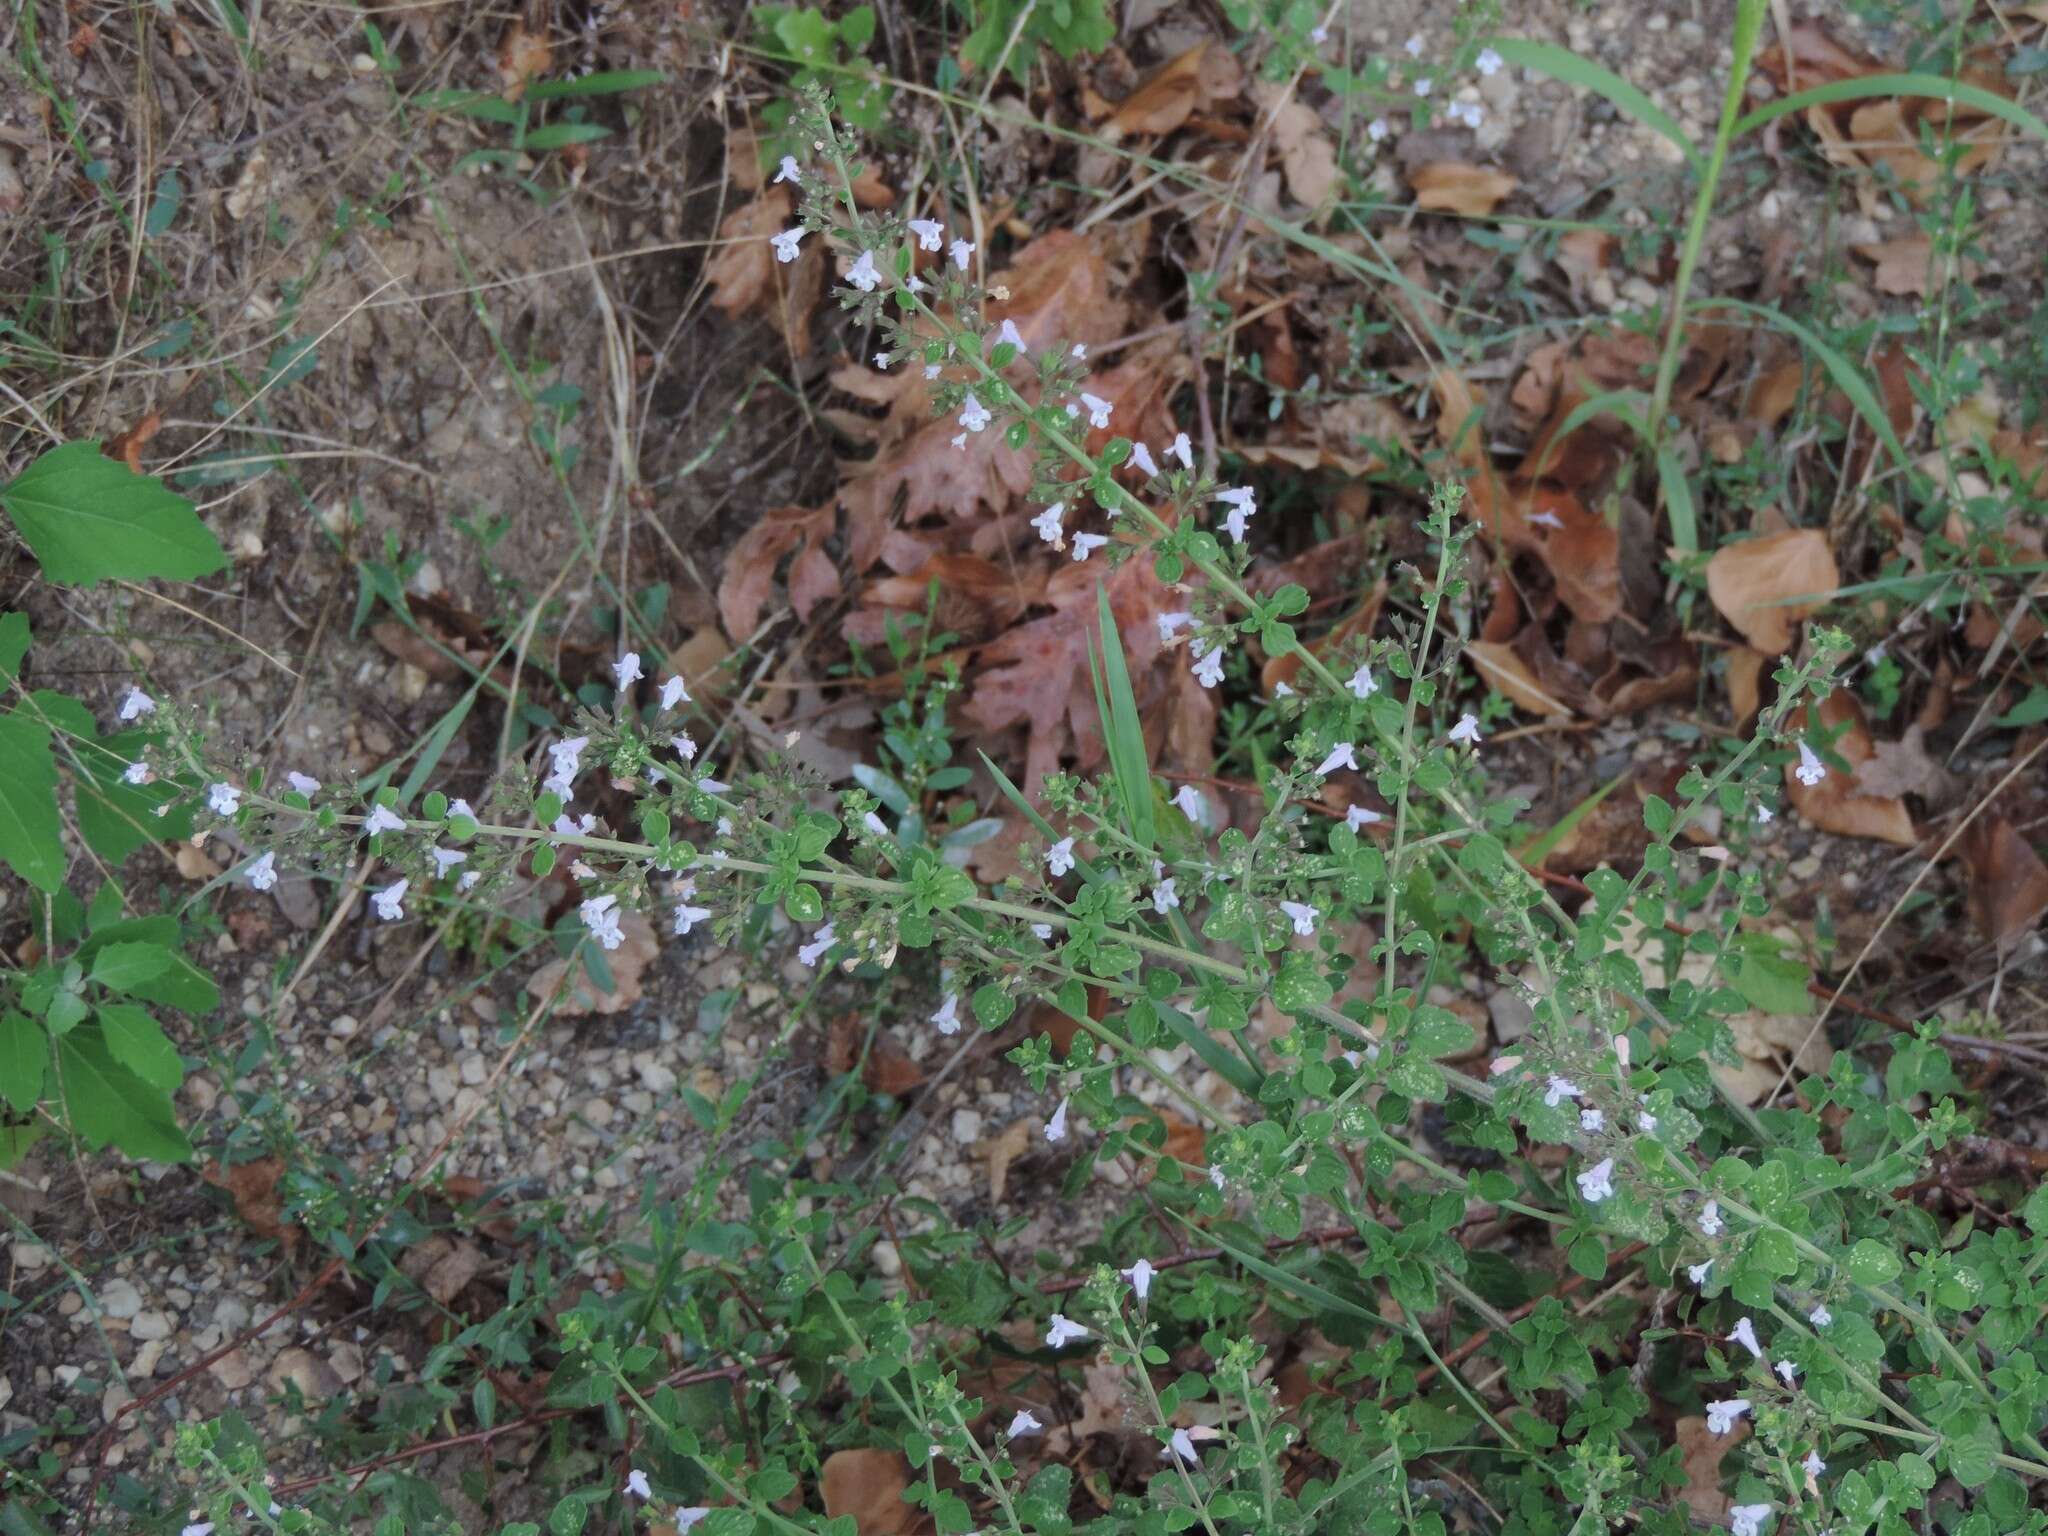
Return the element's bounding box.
[26,690,193,861]
[0,710,63,892]
[54,1028,191,1162]
[1,441,228,588]
[0,611,27,682]
[90,942,174,995]
[0,1012,45,1115]
[75,919,219,1015]
[97,1002,183,1094]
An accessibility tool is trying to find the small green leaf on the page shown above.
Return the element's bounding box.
[0,711,63,892]
[1,441,228,587]
[97,1003,182,1094]
[0,1012,46,1114]
[972,983,1014,1029]
[783,883,823,923]
[89,942,174,995]
[1846,1238,1903,1287]
[54,1028,190,1162]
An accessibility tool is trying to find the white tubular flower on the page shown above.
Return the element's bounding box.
[1044,1313,1088,1348]
[771,228,805,263]
[1030,922,1052,940]
[1774,1358,1799,1384]
[1699,1200,1724,1236]
[1756,803,1774,824]
[122,761,151,785]
[798,923,836,968]
[612,651,642,690]
[1453,101,1483,128]
[1079,392,1113,429]
[908,217,944,251]
[949,238,975,270]
[1414,77,1433,96]
[364,803,405,835]
[448,797,474,819]
[548,735,588,790]
[1809,1304,1832,1328]
[1404,32,1424,56]
[1728,1503,1772,1536]
[931,993,961,1035]
[119,686,156,721]
[1157,610,1195,642]
[1543,1075,1582,1107]
[430,847,467,878]
[459,870,482,891]
[1151,878,1179,914]
[673,902,713,935]
[1130,441,1159,477]
[1310,23,1328,43]
[1007,1409,1044,1438]
[1045,837,1076,876]
[625,1469,652,1500]
[1045,1097,1069,1142]
[208,783,241,816]
[245,851,277,891]
[1687,1261,1712,1287]
[580,894,624,951]
[774,155,801,184]
[1207,1164,1226,1189]
[1315,742,1359,775]
[675,1512,711,1534]
[1448,714,1482,745]
[1192,641,1225,690]
[1173,784,1207,823]
[1368,117,1390,142]
[1579,1107,1605,1132]
[1704,1398,1752,1435]
[673,732,698,762]
[371,879,409,921]
[1346,805,1383,830]
[1529,507,1564,529]
[1123,1257,1156,1300]
[1348,662,1378,698]
[998,318,1026,352]
[181,1524,215,1536]
[1576,1157,1614,1202]
[874,350,891,370]
[1477,46,1503,75]
[1072,533,1109,561]
[1729,1316,1763,1359]
[1802,1449,1825,1478]
[1794,738,1827,786]
[1169,431,1193,468]
[959,391,992,432]
[1161,1428,1199,1465]
[846,250,882,291]
[1031,504,1065,543]
[287,771,321,794]
[1278,900,1318,937]
[863,811,890,837]
[660,675,690,711]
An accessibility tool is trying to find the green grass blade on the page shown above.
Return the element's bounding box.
[1699,297,1908,473]
[528,70,667,101]
[1523,386,1648,481]
[1512,769,1627,865]
[1656,444,1699,554]
[1093,583,1155,855]
[1733,73,2048,145]
[978,750,1103,882]
[1486,38,1704,174]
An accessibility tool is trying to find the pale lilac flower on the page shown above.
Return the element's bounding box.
[1457,101,1484,128]
[1529,508,1564,530]
[431,847,467,878]
[1077,393,1111,430]
[1688,1261,1712,1287]
[119,686,155,721]
[1151,878,1179,914]
[998,318,1026,353]
[1169,431,1193,469]
[459,870,482,891]
[1031,922,1052,940]
[371,879,408,921]
[1543,1075,1582,1107]
[1207,1163,1226,1189]
[1346,806,1383,830]
[657,675,690,712]
[1045,1097,1069,1142]
[1045,1313,1088,1348]
[1046,837,1076,876]
[1705,1398,1752,1435]
[1161,1428,1199,1465]
[932,993,961,1035]
[673,902,713,936]
[625,1468,652,1500]
[122,761,151,785]
[1315,742,1358,775]
[673,732,698,761]
[555,812,596,837]
[1414,77,1433,96]
[1809,1304,1831,1328]
[771,227,805,263]
[1157,610,1195,642]
[1756,804,1774,825]
[863,811,890,837]
[1173,784,1207,822]
[1476,46,1504,75]
[1123,1258,1157,1300]
[1729,1503,1771,1536]
[847,250,882,292]
[1576,1157,1614,1202]
[1774,1358,1799,1384]
[1215,486,1256,543]
[959,392,992,432]
[873,350,891,370]
[287,771,321,794]
[1192,641,1225,690]
[908,217,944,251]
[1130,441,1159,477]
[181,1524,214,1536]
[448,797,474,819]
[1273,682,1294,696]
[774,155,801,184]
[364,803,405,836]
[1279,900,1318,937]
[1404,33,1424,56]
[1348,662,1378,698]
[613,651,642,691]
[949,238,975,270]
[1310,24,1328,43]
[245,851,277,891]
[546,736,588,798]
[1007,1409,1044,1438]
[1579,1107,1605,1132]
[207,782,240,816]
[1368,118,1390,142]
[1699,1200,1724,1236]
[1031,504,1065,543]
[1448,714,1482,745]
[581,894,624,951]
[676,1512,711,1534]
[1729,1316,1763,1359]
[1794,739,1827,786]
[798,924,836,968]
[924,363,941,380]
[1072,533,1109,561]
[1802,1449,1825,1478]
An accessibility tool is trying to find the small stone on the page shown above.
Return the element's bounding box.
[99,1278,144,1320]
[267,1347,343,1402]
[101,1382,134,1424]
[951,1109,983,1144]
[458,1052,487,1086]
[132,1339,169,1376]
[129,1310,174,1342]
[581,1096,615,1128]
[54,1364,82,1388]
[328,1342,365,1384]
[10,1241,51,1272]
[214,1297,252,1333]
[871,1240,902,1278]
[329,1013,361,1040]
[637,1059,677,1094]
[427,1065,459,1104]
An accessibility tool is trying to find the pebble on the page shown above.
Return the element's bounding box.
[951,1109,983,1144]
[330,1013,361,1040]
[99,1278,144,1320]
[130,1310,173,1342]
[428,1065,459,1104]
[214,1297,252,1333]
[459,1052,488,1086]
[637,1059,677,1094]
[101,1382,133,1424]
[10,1241,51,1271]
